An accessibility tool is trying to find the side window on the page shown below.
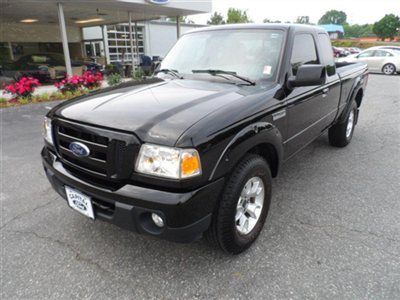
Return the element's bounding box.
[31,55,48,64]
[357,51,374,58]
[374,50,393,57]
[318,33,336,76]
[290,33,319,75]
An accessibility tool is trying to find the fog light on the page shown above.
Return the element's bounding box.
[151,213,164,228]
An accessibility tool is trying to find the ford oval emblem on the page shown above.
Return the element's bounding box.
[146,0,169,4]
[69,142,90,157]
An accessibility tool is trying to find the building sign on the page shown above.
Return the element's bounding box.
[146,0,169,4]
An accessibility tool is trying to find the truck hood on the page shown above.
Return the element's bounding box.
[53,79,250,146]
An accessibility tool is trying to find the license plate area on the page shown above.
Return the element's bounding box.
[65,186,95,219]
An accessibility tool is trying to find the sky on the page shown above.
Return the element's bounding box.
[190,0,400,25]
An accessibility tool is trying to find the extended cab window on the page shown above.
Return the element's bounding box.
[318,33,336,76]
[290,33,319,75]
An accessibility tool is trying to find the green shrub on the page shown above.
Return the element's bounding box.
[105,64,120,76]
[18,97,31,105]
[107,73,122,86]
[0,97,8,103]
[332,39,400,49]
[132,67,144,80]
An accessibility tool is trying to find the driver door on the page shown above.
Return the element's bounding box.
[284,33,328,158]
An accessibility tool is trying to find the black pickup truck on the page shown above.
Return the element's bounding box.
[42,24,368,254]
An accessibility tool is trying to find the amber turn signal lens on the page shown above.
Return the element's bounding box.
[181,151,201,178]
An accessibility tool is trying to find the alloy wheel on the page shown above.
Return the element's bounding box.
[235,176,265,235]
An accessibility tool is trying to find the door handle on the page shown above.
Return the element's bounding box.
[322,88,329,98]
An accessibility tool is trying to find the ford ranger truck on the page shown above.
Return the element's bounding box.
[42,24,368,254]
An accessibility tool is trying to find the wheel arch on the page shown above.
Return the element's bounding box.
[354,88,363,108]
[209,122,283,181]
[338,77,365,124]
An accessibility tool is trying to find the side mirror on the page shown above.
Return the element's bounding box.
[288,64,326,89]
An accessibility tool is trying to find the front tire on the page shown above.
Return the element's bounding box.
[205,154,272,254]
[328,100,358,147]
[382,63,396,75]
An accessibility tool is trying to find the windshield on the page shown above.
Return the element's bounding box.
[160,29,285,82]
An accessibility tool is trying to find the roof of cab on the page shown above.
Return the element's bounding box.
[183,23,328,35]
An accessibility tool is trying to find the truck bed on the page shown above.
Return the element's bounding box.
[335,62,368,121]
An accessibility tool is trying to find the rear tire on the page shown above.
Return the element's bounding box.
[205,154,272,254]
[328,100,358,147]
[382,63,396,75]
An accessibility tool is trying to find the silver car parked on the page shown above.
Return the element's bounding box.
[338,48,400,75]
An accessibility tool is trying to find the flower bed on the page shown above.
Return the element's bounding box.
[4,77,40,98]
[1,71,104,108]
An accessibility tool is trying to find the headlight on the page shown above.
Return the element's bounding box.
[135,144,201,179]
[43,117,54,145]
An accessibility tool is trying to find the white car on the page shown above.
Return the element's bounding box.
[338,48,400,75]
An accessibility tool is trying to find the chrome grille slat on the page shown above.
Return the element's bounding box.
[57,131,107,152]
[59,145,107,165]
[61,159,108,177]
[53,119,140,188]
[55,122,110,177]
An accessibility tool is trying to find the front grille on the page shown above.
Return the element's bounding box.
[53,119,140,188]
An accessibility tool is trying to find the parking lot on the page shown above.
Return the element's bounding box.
[1,74,399,299]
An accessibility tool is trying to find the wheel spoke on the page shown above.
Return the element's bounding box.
[235,207,244,221]
[239,215,248,231]
[251,180,260,195]
[246,203,260,219]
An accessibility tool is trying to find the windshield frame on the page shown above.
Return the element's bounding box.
[159,28,287,84]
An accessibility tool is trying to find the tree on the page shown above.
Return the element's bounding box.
[343,24,374,38]
[226,8,252,24]
[167,16,192,23]
[318,10,347,25]
[373,14,400,41]
[263,18,281,23]
[207,12,225,25]
[296,16,310,24]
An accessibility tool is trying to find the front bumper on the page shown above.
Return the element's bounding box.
[42,147,224,243]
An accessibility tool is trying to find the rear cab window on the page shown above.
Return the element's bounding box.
[317,33,336,76]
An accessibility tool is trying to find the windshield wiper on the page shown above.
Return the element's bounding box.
[192,69,256,86]
[155,68,183,79]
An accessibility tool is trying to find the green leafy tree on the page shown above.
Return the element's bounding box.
[263,18,281,23]
[296,16,310,24]
[343,24,374,38]
[207,12,225,25]
[318,10,347,25]
[226,8,252,24]
[167,16,192,23]
[373,14,400,41]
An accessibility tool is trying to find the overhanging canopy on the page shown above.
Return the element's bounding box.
[0,0,211,75]
[0,0,211,26]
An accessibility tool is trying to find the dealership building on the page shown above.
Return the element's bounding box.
[0,0,211,75]
[82,20,204,65]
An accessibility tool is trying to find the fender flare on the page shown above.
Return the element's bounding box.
[337,75,364,124]
[209,122,283,181]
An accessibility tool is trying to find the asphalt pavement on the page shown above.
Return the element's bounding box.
[1,74,399,299]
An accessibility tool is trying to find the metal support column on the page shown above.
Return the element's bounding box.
[101,25,110,65]
[7,42,14,61]
[176,16,181,39]
[134,21,139,61]
[128,12,135,72]
[57,2,72,75]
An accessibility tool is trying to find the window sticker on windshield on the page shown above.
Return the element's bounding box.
[263,65,272,75]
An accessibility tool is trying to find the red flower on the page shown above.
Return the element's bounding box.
[4,77,40,98]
